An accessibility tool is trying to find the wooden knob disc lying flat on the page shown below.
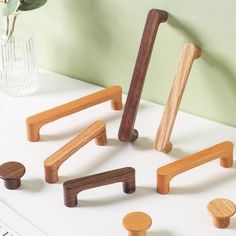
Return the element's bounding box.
[123,211,152,236]
[207,198,236,228]
[0,162,26,190]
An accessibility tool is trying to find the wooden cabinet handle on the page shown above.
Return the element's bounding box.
[118,9,168,142]
[44,120,107,184]
[63,167,135,207]
[154,43,201,153]
[26,86,122,142]
[157,141,233,194]
[0,162,26,190]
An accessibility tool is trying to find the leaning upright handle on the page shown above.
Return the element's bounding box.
[154,43,201,153]
[118,9,168,142]
[157,141,233,194]
[26,86,122,142]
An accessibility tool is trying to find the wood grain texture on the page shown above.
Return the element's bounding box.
[26,85,122,142]
[207,198,236,228]
[157,141,233,194]
[123,211,152,236]
[118,9,168,142]
[0,162,26,190]
[44,120,107,184]
[154,43,201,153]
[63,167,135,207]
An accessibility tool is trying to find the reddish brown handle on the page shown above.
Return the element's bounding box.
[63,167,135,207]
[26,86,122,142]
[118,9,168,142]
[44,120,107,184]
[157,141,233,194]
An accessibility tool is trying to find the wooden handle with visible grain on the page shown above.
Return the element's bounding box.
[118,9,168,142]
[154,43,201,153]
[157,141,233,194]
[44,120,107,184]
[26,86,122,142]
[63,167,135,207]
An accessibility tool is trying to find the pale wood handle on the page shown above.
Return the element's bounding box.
[118,9,168,142]
[63,167,135,207]
[44,120,107,184]
[26,86,122,142]
[157,141,233,194]
[154,43,201,153]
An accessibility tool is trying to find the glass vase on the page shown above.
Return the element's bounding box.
[0,14,39,96]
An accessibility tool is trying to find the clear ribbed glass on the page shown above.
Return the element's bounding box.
[0,15,38,96]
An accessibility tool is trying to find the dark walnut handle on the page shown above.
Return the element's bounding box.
[118,9,168,142]
[63,167,136,207]
[26,86,122,142]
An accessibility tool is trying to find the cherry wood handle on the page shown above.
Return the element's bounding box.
[157,141,233,194]
[44,120,107,184]
[154,43,201,153]
[26,86,122,142]
[118,9,168,142]
[63,167,136,207]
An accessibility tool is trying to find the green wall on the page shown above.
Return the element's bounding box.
[22,0,236,127]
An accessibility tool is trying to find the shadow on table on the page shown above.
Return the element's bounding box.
[40,112,122,142]
[149,230,174,236]
[229,217,236,229]
[131,137,153,151]
[77,186,156,207]
[58,138,127,183]
[170,168,236,195]
[21,178,45,192]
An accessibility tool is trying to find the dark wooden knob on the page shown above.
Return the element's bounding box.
[63,167,135,207]
[118,9,168,142]
[0,162,26,190]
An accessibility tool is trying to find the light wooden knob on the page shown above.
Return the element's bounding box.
[207,198,236,228]
[123,212,152,236]
[0,162,26,189]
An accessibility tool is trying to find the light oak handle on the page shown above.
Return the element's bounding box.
[26,86,122,142]
[154,43,201,153]
[63,167,135,207]
[44,120,107,184]
[157,141,233,194]
[118,9,168,142]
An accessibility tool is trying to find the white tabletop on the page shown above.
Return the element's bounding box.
[0,70,235,236]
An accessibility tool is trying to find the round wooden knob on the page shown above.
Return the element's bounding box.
[0,162,26,190]
[123,211,152,236]
[207,198,236,228]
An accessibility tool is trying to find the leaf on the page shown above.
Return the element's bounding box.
[2,0,19,16]
[18,0,47,11]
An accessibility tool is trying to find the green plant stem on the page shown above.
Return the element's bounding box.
[6,16,10,36]
[6,13,17,42]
